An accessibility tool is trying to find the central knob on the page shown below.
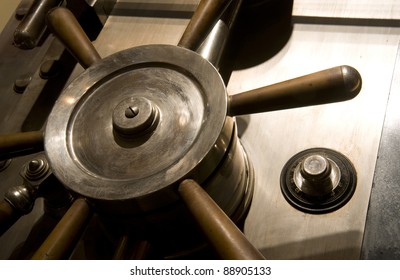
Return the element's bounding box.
[300,155,330,180]
[293,154,341,197]
[112,97,158,138]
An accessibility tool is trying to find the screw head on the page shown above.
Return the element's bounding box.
[28,159,41,172]
[24,158,49,181]
[112,97,158,138]
[125,106,139,118]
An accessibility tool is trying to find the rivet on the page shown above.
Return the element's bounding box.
[13,75,32,93]
[40,60,60,79]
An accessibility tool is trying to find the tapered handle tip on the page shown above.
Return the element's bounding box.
[341,65,362,98]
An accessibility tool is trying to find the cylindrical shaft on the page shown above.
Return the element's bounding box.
[178,0,233,50]
[0,131,44,160]
[197,0,243,68]
[46,7,101,69]
[228,65,362,116]
[178,179,265,260]
[0,200,21,236]
[14,0,63,49]
[31,198,92,260]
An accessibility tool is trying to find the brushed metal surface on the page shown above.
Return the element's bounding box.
[230,24,400,259]
[87,1,400,259]
[293,0,400,19]
[66,0,400,259]
[1,0,400,259]
[106,0,400,19]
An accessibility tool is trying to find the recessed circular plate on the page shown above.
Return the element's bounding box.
[45,45,229,208]
[280,148,357,214]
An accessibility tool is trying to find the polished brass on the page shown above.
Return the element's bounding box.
[228,65,362,116]
[178,0,233,50]
[0,200,21,236]
[31,198,92,260]
[0,131,44,160]
[46,7,101,69]
[14,0,63,49]
[178,179,265,260]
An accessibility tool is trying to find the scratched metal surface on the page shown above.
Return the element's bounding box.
[85,0,400,259]
[1,0,400,259]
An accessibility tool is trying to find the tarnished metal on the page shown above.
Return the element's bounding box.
[0,200,22,236]
[0,131,44,160]
[178,0,233,50]
[46,7,101,69]
[228,65,362,116]
[0,159,12,172]
[24,158,50,181]
[280,148,357,214]
[0,154,72,237]
[31,198,92,260]
[13,74,32,94]
[13,0,63,49]
[179,179,265,260]
[44,44,233,216]
[15,0,35,21]
[112,96,159,138]
[1,0,382,260]
[4,185,36,215]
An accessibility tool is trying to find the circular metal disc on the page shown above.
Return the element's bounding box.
[45,45,228,203]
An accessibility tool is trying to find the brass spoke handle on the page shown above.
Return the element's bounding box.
[46,7,101,69]
[32,198,93,260]
[0,200,22,236]
[178,0,233,50]
[178,179,265,260]
[228,65,362,116]
[0,131,44,160]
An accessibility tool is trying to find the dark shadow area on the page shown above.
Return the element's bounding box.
[226,0,294,71]
[110,1,196,19]
[9,211,60,259]
[21,49,78,131]
[236,115,251,138]
[292,15,400,28]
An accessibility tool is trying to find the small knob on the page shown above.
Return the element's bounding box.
[24,158,49,180]
[5,185,36,214]
[112,97,159,138]
[294,154,340,197]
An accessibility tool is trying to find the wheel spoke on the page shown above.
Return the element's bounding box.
[31,198,92,260]
[178,179,265,260]
[46,7,101,69]
[228,65,362,116]
[178,0,233,50]
[0,131,44,160]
